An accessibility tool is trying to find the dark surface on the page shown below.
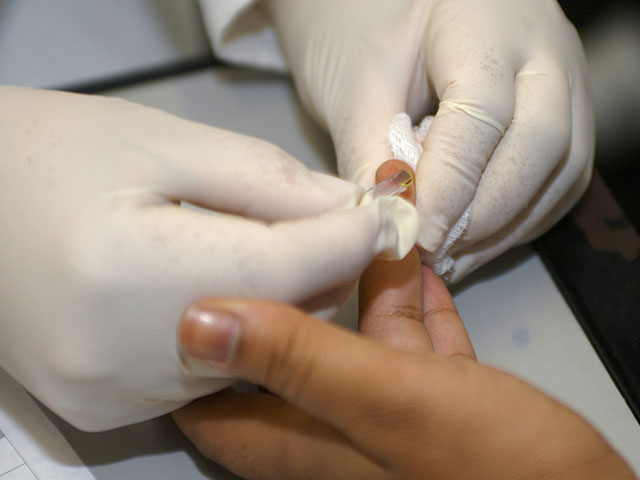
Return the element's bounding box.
[51,53,228,94]
[546,1,640,422]
[558,0,639,27]
[599,161,640,234]
[536,173,640,424]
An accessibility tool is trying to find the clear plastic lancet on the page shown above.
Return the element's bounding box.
[366,169,413,199]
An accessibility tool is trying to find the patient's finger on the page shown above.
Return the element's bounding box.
[421,265,476,360]
[173,390,382,480]
[359,162,432,352]
[359,247,433,352]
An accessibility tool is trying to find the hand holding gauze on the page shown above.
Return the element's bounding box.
[267,0,594,281]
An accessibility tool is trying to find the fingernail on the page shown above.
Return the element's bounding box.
[374,160,415,205]
[180,307,240,364]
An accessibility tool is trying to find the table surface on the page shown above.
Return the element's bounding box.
[2,1,639,477]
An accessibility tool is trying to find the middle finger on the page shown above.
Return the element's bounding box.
[359,161,433,353]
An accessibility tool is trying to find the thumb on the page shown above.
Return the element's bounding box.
[324,62,411,189]
[176,299,417,439]
[331,99,403,190]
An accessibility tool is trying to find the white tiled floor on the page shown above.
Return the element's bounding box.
[1,467,37,480]
[0,436,26,478]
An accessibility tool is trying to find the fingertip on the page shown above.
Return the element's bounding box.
[309,170,364,210]
[375,160,416,205]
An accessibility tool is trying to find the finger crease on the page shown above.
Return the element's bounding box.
[380,305,423,323]
[423,305,459,320]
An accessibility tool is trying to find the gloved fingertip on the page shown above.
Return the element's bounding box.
[310,170,364,209]
[373,196,420,261]
[416,217,449,253]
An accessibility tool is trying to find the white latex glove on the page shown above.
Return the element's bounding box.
[0,86,417,431]
[266,0,595,281]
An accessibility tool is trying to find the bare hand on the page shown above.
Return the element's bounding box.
[173,163,632,480]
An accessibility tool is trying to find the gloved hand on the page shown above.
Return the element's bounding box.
[0,86,417,431]
[266,0,595,281]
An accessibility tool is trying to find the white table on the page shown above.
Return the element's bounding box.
[2,1,638,477]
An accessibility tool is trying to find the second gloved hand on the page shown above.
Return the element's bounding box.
[0,86,417,431]
[266,0,595,281]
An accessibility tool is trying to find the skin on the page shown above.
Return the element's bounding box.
[172,164,634,480]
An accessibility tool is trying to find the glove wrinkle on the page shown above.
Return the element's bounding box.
[438,100,508,134]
